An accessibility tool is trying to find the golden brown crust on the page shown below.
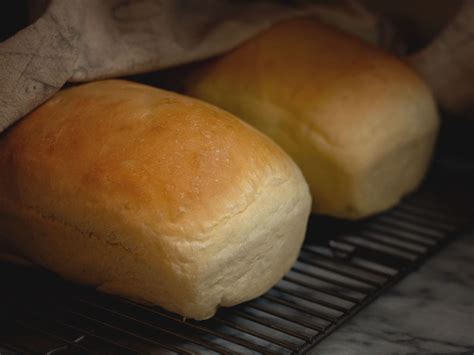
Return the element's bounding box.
[0,80,311,319]
[1,80,295,236]
[184,19,440,218]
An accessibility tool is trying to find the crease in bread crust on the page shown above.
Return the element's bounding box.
[0,197,135,281]
[169,174,290,246]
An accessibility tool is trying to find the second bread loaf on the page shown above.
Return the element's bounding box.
[183,19,440,219]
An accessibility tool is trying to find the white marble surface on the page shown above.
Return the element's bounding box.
[311,231,474,355]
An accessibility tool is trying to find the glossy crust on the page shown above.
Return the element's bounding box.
[0,80,311,319]
[184,19,440,218]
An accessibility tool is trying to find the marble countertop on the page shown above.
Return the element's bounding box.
[311,231,474,355]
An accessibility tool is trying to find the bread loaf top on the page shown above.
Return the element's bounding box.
[0,80,303,240]
[185,19,439,171]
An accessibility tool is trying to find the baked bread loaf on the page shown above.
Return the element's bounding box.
[0,80,311,320]
[183,19,440,219]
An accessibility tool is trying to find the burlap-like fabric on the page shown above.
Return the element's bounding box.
[0,0,395,133]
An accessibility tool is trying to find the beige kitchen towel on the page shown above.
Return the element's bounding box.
[0,0,395,133]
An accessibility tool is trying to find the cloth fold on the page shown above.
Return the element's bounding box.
[0,0,400,133]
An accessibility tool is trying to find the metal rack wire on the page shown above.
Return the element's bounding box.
[0,168,472,354]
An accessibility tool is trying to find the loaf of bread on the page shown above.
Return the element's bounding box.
[183,19,440,219]
[0,80,311,320]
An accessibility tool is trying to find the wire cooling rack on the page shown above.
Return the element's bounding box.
[0,155,472,354]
